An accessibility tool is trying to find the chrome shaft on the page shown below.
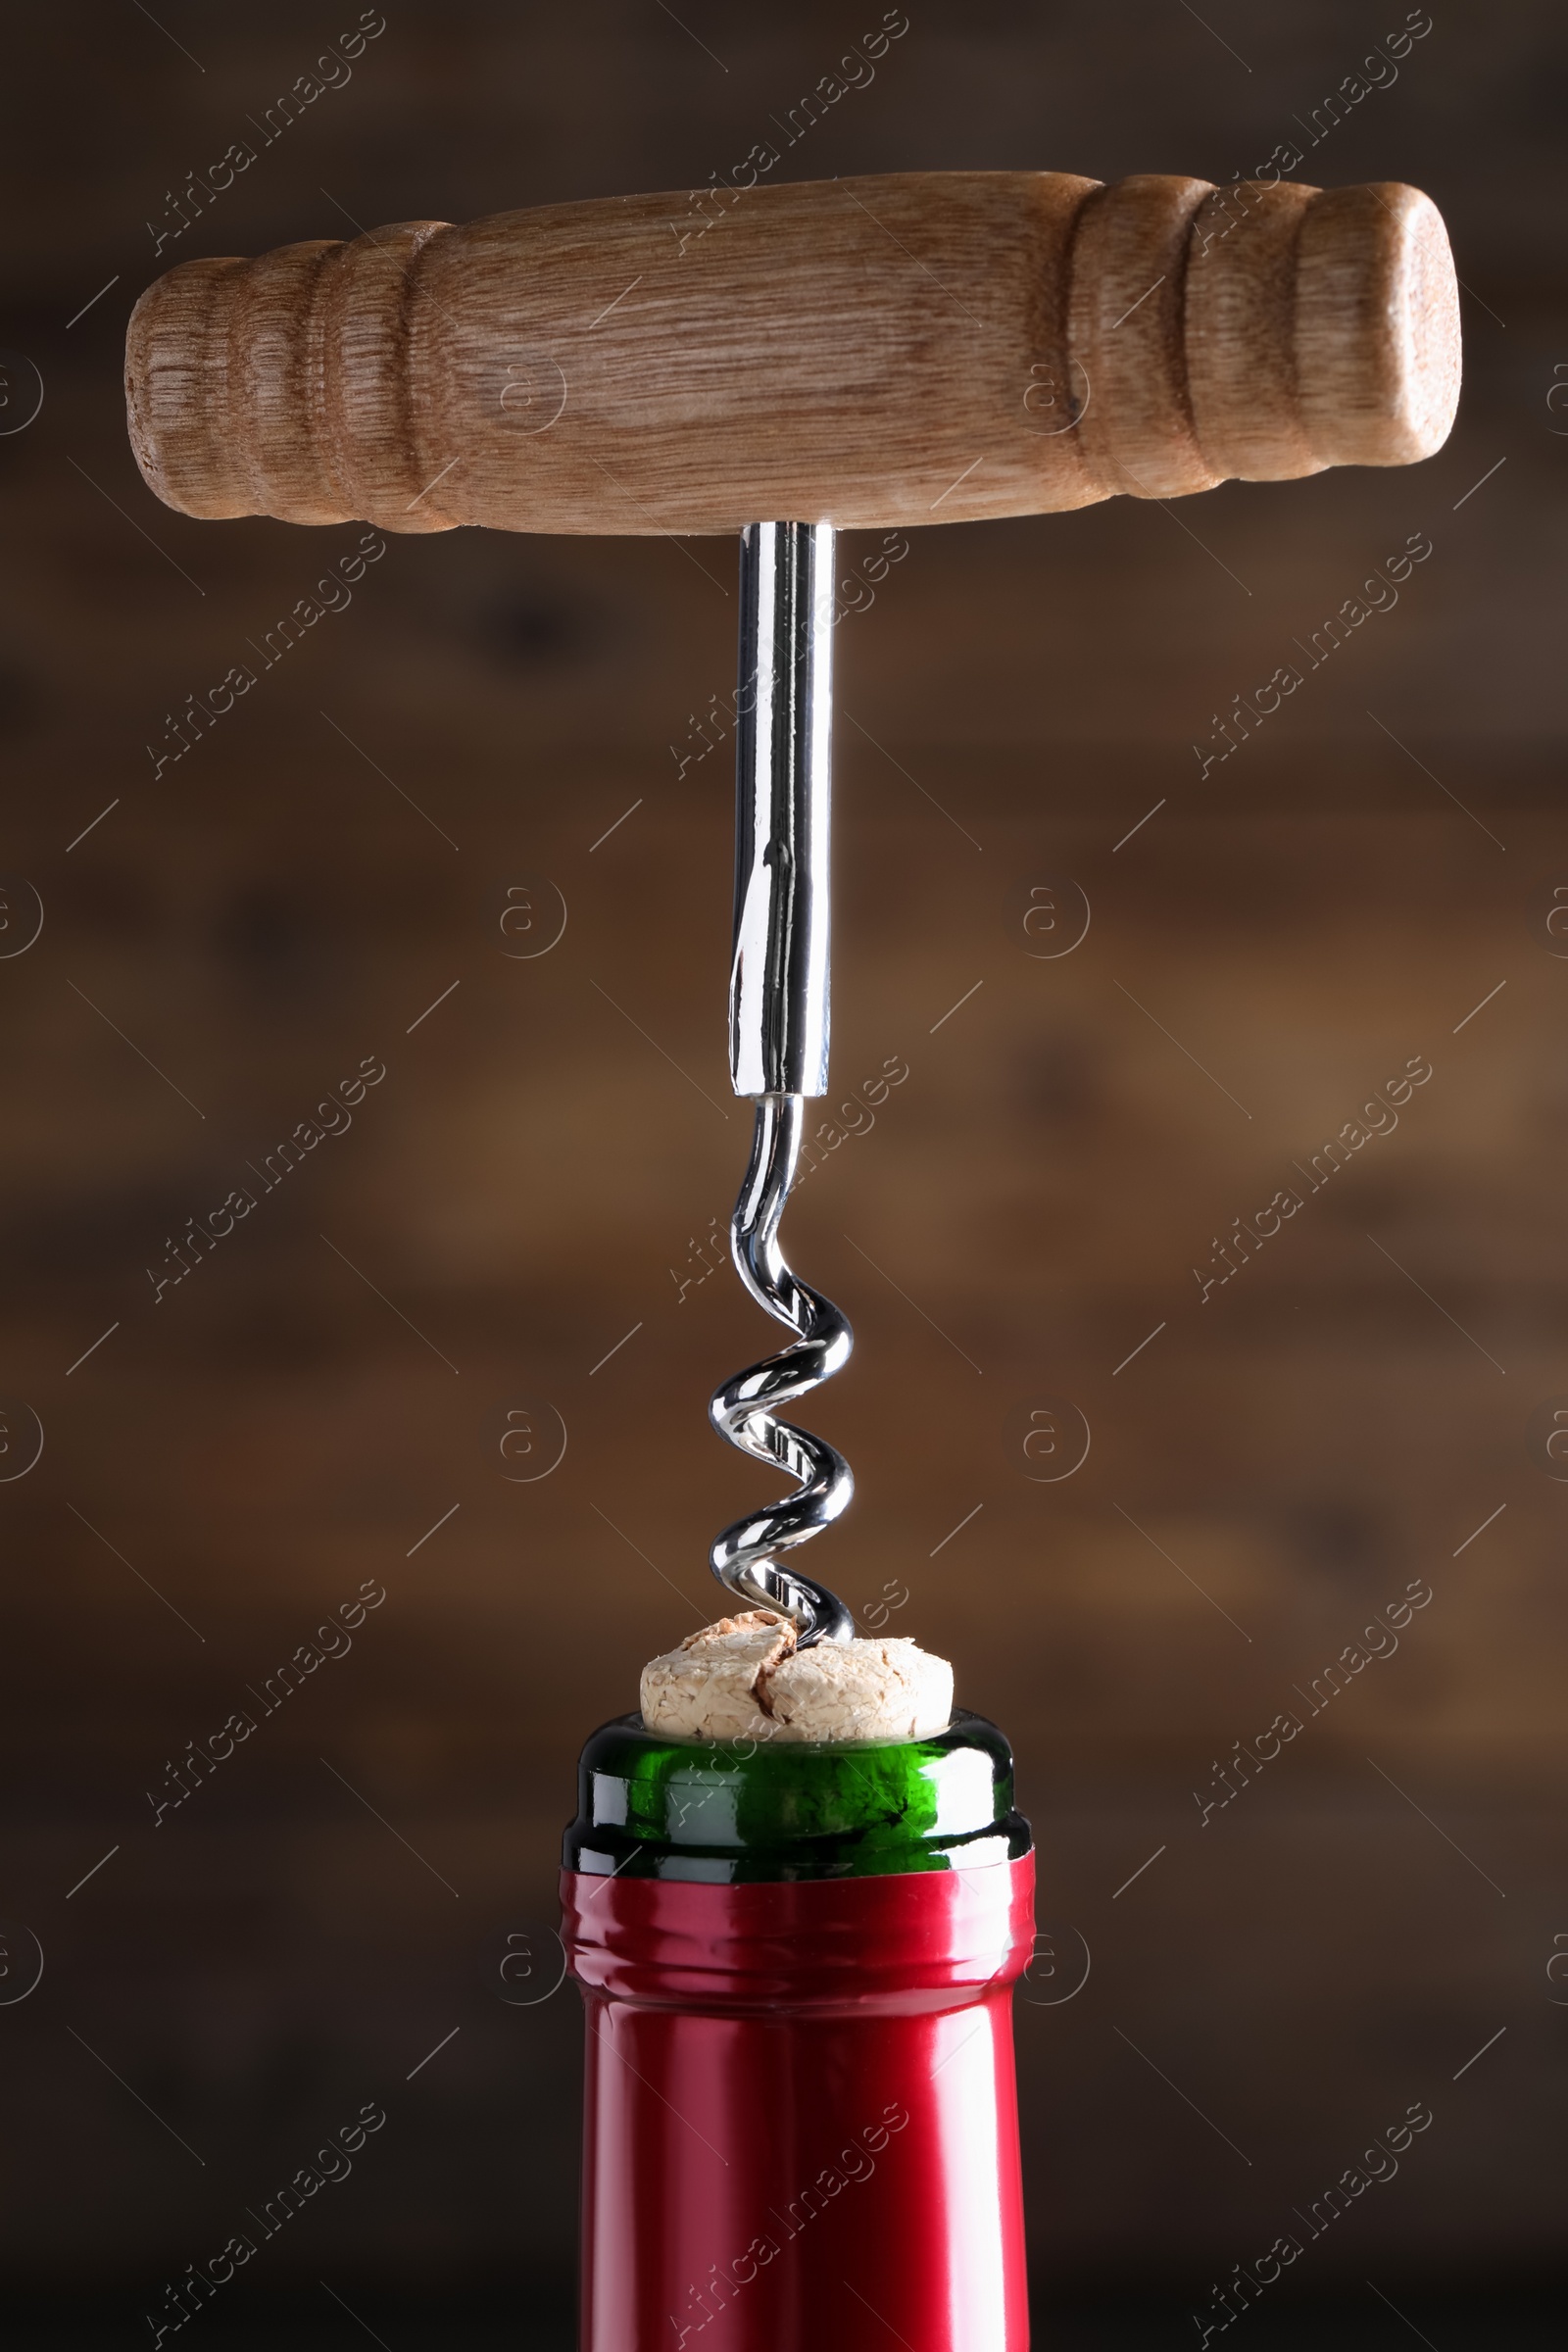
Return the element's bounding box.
[729,521,833,1098]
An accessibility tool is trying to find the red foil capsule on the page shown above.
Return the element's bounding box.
[562,1851,1035,2349]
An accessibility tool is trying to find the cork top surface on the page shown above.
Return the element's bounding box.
[640,1610,955,1744]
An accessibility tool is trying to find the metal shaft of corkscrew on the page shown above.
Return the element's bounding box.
[708,521,856,1646]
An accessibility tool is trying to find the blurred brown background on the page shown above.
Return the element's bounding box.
[1,2,1564,2344]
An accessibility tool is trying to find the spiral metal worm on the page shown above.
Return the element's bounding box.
[709,521,853,1646]
[709,1093,855,1646]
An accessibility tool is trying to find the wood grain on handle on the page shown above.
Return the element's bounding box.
[124,171,1460,538]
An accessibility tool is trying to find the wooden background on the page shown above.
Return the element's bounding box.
[0,2,1563,2342]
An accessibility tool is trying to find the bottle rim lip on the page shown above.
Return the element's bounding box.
[564,1706,1027,1884]
[589,1703,998,1756]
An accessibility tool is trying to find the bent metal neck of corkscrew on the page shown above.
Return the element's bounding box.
[709,522,855,1649]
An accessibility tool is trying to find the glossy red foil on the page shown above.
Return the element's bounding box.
[562,1853,1034,2351]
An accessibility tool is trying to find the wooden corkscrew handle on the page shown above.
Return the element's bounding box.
[124,170,1459,538]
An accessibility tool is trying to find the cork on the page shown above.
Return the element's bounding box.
[639,1611,955,1744]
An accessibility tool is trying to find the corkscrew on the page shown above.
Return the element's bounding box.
[709,522,855,1647]
[122,165,1460,1648]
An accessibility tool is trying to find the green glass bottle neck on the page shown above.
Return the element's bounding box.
[563,1708,1030,1885]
